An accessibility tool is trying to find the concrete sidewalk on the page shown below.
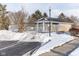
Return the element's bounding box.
[39,37,79,56]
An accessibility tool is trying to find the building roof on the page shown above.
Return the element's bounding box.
[37,17,74,23]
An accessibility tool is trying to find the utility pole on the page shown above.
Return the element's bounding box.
[49,7,51,36]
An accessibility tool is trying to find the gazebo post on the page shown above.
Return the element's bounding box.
[36,22,39,32]
[43,20,45,32]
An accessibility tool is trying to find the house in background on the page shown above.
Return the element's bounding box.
[35,17,74,33]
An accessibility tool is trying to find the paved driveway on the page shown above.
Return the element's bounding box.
[0,41,41,56]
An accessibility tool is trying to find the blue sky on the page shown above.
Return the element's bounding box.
[4,3,79,17]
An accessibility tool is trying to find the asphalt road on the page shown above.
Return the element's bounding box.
[0,41,41,56]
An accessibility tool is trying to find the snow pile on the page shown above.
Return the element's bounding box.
[0,30,47,42]
[0,30,35,41]
[0,30,21,41]
[23,33,51,42]
[31,33,75,56]
[69,47,79,56]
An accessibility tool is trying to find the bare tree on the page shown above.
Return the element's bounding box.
[17,10,27,32]
[70,16,78,23]
[8,12,18,25]
[8,8,28,32]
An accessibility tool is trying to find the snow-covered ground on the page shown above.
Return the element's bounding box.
[0,30,75,56]
[69,47,79,56]
[0,30,42,42]
[23,33,75,56]
[0,30,29,41]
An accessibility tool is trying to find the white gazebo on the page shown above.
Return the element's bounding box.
[36,18,56,33]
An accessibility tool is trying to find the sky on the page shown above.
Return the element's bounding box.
[4,3,79,18]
